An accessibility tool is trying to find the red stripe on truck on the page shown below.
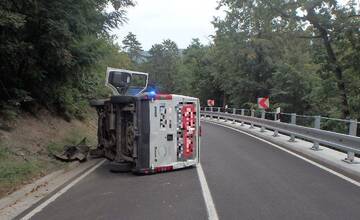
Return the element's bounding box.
[155,94,172,100]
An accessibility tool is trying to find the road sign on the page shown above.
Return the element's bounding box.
[207,99,215,107]
[258,97,269,109]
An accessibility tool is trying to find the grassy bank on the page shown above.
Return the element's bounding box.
[0,110,97,198]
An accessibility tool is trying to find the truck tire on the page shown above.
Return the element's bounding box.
[89,99,107,107]
[109,161,133,173]
[110,96,135,104]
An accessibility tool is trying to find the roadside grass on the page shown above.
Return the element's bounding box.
[47,126,97,155]
[0,123,96,197]
[0,144,44,195]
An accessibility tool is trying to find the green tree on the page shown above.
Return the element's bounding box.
[211,1,279,108]
[147,39,180,93]
[213,0,359,118]
[217,0,359,117]
[122,32,144,64]
[178,39,223,106]
[0,0,135,118]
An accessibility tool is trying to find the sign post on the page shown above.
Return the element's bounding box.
[273,107,281,137]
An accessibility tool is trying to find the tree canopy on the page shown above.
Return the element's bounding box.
[0,0,134,118]
[1,0,359,122]
[134,0,359,120]
[122,32,144,64]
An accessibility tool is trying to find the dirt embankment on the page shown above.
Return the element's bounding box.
[0,110,97,198]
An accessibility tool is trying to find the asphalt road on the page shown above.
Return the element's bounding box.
[201,122,360,220]
[18,122,360,220]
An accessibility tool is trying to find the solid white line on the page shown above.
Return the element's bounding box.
[196,163,219,220]
[205,120,360,187]
[21,159,106,220]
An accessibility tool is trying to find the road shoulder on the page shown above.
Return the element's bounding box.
[0,158,103,220]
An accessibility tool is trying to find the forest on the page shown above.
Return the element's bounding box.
[1,0,359,121]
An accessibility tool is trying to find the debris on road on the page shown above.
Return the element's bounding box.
[54,138,90,162]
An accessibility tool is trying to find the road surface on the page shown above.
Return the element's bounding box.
[17,122,360,220]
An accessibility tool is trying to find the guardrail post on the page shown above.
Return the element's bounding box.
[240,109,245,126]
[311,116,321,151]
[217,107,220,121]
[250,109,255,129]
[289,113,296,142]
[343,120,357,163]
[273,112,279,137]
[260,110,266,132]
[232,108,236,124]
[349,119,357,136]
[224,107,228,122]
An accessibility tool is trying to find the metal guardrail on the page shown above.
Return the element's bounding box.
[201,107,360,163]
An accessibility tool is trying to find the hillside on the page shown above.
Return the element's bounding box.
[0,110,97,198]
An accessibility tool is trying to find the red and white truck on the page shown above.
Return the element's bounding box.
[90,68,200,174]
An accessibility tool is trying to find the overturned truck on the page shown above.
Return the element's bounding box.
[90,68,200,174]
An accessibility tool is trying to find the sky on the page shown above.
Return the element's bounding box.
[111,0,357,50]
[111,0,224,50]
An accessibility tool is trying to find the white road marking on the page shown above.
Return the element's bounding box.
[196,163,219,220]
[21,159,106,220]
[205,120,360,187]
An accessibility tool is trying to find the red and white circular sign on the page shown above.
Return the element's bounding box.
[207,99,215,107]
[258,97,270,109]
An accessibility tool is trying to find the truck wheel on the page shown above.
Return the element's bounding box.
[110,96,135,104]
[89,99,107,107]
[109,161,133,173]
